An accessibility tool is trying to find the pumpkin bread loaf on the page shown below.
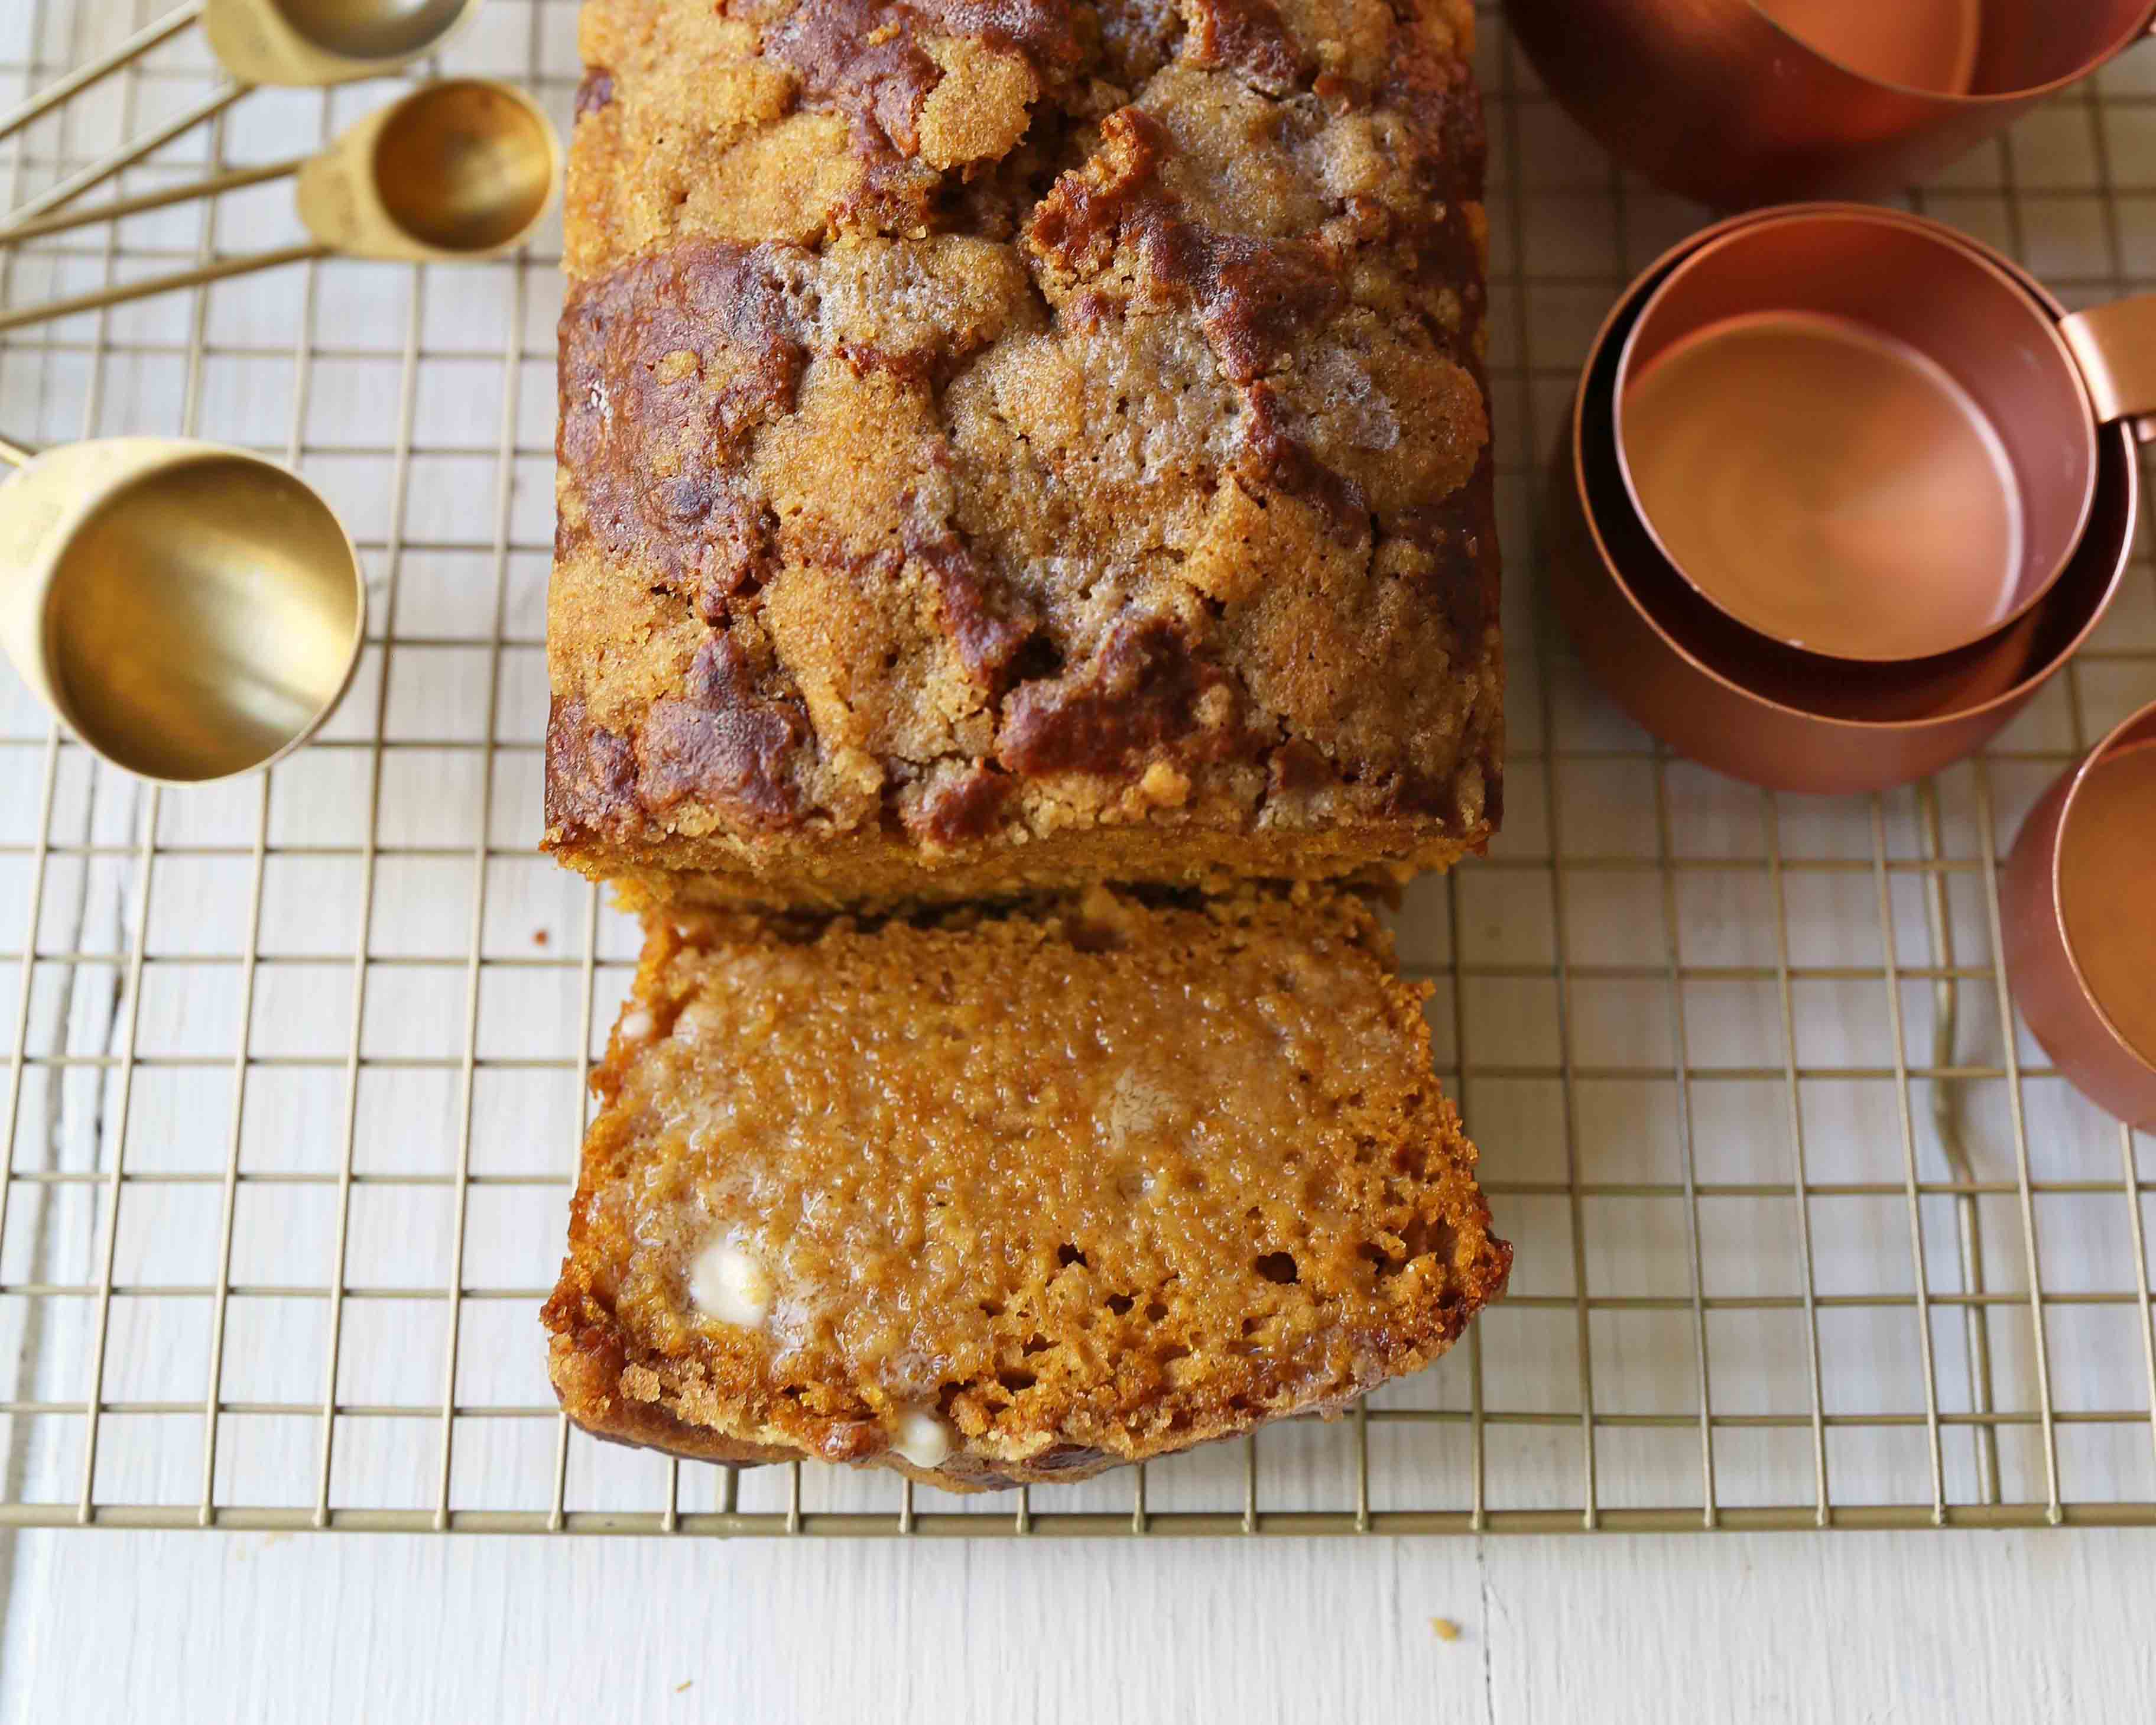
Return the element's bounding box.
[546,0,1501,911]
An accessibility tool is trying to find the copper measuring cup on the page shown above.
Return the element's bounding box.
[1505,0,2156,207]
[0,0,486,236]
[1611,207,2156,664]
[1548,212,2136,795]
[0,80,560,334]
[2002,699,2156,1127]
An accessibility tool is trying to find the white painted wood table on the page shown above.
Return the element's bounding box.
[1,2,2154,1718]
[1,1526,2154,1721]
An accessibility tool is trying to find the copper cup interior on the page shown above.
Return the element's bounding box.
[1615,209,2097,664]
[2057,714,2156,1069]
[1580,396,2045,727]
[1571,211,2132,734]
[1752,0,1983,93]
[1751,1,2153,96]
[1961,0,2156,95]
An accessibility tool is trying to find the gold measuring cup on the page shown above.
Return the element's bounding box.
[0,0,486,235]
[0,433,365,782]
[0,80,559,333]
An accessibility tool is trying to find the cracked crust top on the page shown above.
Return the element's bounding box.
[542,886,1511,1491]
[548,0,1500,910]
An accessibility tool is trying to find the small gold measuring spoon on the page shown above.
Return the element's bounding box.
[0,0,486,235]
[0,79,559,334]
[0,432,365,783]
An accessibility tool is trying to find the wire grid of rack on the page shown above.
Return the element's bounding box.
[0,0,2152,1540]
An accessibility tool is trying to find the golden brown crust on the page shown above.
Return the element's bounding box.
[547,0,1501,912]
[543,885,1511,1491]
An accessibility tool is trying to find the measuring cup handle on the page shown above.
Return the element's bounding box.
[2059,296,2156,443]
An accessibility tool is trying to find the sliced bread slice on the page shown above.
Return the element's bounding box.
[543,886,1509,1493]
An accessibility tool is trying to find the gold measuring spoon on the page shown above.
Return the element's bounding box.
[0,433,365,782]
[0,79,558,333]
[0,0,486,234]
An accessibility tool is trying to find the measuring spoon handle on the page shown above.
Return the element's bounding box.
[0,242,329,335]
[0,1,208,146]
[0,155,304,247]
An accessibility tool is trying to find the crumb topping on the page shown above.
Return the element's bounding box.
[547,0,1501,904]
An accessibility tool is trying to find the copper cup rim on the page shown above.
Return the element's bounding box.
[1571,208,2135,739]
[1609,203,2100,665]
[1740,1,2156,105]
[2037,697,2156,1076]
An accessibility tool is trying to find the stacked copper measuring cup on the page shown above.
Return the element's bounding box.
[1522,0,2156,1124]
[1550,206,2147,796]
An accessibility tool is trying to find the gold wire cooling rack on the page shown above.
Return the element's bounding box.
[0,0,2152,1539]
